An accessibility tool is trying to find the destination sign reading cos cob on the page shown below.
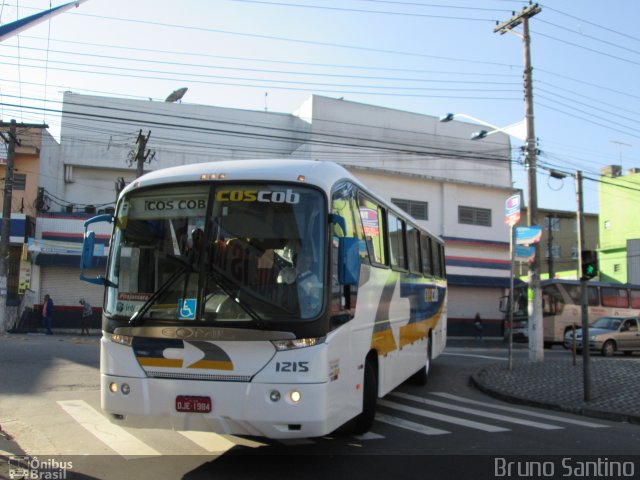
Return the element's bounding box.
[141,188,301,212]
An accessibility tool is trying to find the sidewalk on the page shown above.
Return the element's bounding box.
[467,340,640,424]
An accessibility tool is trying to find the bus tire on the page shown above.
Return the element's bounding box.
[409,337,431,386]
[351,358,377,435]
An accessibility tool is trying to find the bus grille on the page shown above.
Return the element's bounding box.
[146,371,252,382]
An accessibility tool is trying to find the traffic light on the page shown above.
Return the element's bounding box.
[581,250,598,280]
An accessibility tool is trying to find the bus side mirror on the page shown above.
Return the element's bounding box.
[338,237,360,286]
[80,214,113,285]
[81,230,96,269]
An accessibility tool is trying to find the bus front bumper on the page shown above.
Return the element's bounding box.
[101,374,346,439]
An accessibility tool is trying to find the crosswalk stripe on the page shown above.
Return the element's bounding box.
[178,431,237,453]
[430,392,609,428]
[375,413,450,436]
[390,392,563,430]
[353,431,386,440]
[57,400,161,458]
[378,399,509,432]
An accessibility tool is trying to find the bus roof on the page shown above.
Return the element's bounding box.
[124,159,355,195]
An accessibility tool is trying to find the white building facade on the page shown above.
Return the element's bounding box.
[34,93,517,335]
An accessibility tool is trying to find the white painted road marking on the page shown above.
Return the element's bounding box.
[431,392,609,428]
[391,392,563,430]
[57,400,161,458]
[178,431,237,452]
[378,399,509,432]
[375,413,450,436]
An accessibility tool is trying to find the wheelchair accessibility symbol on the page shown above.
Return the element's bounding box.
[179,298,197,320]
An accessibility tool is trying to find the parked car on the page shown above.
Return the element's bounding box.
[564,316,640,356]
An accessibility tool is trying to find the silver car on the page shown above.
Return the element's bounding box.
[563,316,640,357]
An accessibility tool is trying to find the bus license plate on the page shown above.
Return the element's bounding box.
[176,395,212,413]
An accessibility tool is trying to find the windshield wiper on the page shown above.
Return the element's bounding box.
[129,266,186,326]
[208,265,265,328]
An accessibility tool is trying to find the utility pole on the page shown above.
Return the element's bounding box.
[0,120,17,333]
[495,3,543,362]
[547,215,555,279]
[576,171,592,401]
[131,130,153,178]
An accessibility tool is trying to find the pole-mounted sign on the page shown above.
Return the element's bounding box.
[505,194,521,227]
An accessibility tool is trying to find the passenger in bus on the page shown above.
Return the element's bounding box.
[186,227,205,266]
[296,251,321,316]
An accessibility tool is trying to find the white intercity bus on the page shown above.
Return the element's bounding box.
[81,159,447,438]
[502,279,640,347]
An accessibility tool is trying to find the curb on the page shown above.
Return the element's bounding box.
[470,367,640,425]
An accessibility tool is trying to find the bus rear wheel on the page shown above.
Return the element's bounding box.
[409,338,431,386]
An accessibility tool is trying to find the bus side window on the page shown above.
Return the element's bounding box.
[388,212,407,270]
[432,242,442,278]
[630,289,640,309]
[588,286,599,306]
[602,287,629,308]
[357,194,386,267]
[420,233,432,276]
[542,285,563,315]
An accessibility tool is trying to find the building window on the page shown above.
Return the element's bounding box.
[614,264,621,273]
[571,247,579,259]
[458,205,491,227]
[544,216,560,231]
[604,220,611,230]
[545,245,561,259]
[13,173,26,191]
[392,198,428,221]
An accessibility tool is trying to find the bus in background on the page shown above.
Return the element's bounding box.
[80,159,447,439]
[500,279,640,347]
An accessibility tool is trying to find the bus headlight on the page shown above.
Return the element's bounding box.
[109,382,131,395]
[271,337,325,351]
[289,390,302,404]
[106,332,133,346]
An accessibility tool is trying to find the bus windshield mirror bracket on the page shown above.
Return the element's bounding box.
[328,213,346,236]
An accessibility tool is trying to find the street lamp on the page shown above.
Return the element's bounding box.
[439,113,526,141]
[440,111,544,363]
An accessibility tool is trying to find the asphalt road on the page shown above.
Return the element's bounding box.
[1,335,638,480]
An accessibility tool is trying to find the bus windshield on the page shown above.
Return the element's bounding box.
[104,183,326,325]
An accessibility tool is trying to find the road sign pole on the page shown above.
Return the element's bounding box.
[508,224,515,371]
[505,194,521,371]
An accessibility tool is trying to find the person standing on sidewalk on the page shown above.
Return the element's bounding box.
[42,294,54,335]
[473,313,483,341]
[79,299,92,336]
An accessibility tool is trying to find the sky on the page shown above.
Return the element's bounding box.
[2,0,640,215]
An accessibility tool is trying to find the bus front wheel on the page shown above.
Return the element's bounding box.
[351,358,378,435]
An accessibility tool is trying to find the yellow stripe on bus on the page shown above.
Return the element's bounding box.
[399,319,430,347]
[137,357,183,368]
[187,360,234,370]
[371,329,397,355]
